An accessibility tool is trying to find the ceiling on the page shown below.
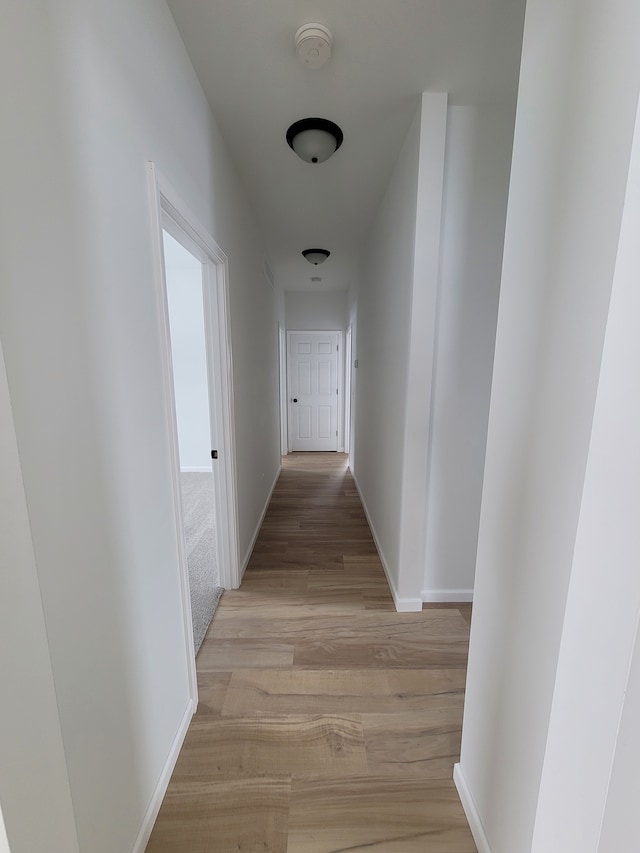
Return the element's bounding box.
[166,0,526,292]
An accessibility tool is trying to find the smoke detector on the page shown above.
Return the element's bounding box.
[295,24,333,70]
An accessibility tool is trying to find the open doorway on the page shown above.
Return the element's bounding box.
[148,162,239,702]
[162,231,221,654]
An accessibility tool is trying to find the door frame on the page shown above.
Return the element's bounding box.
[344,325,352,456]
[147,162,240,704]
[287,329,344,452]
[278,323,288,455]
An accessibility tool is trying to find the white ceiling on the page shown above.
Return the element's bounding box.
[166,0,526,292]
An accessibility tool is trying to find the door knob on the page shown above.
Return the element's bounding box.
[292,398,298,402]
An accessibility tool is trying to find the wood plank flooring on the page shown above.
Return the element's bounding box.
[146,452,476,853]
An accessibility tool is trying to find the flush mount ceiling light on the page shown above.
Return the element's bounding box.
[302,248,330,265]
[311,276,322,283]
[295,23,333,70]
[286,118,343,164]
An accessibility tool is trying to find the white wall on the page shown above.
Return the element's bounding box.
[285,290,348,331]
[599,621,640,852]
[531,88,640,853]
[346,281,359,468]
[422,105,515,600]
[354,95,515,608]
[396,93,449,605]
[457,0,640,850]
[164,235,212,472]
[353,93,447,609]
[352,102,421,603]
[0,1,279,851]
[0,340,79,853]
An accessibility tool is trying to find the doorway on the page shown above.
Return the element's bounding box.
[287,330,343,451]
[162,231,220,655]
[148,162,239,704]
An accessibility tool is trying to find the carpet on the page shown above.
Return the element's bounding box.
[181,472,223,654]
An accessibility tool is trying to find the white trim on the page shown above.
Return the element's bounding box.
[239,464,281,579]
[130,700,193,853]
[201,256,240,591]
[147,164,198,709]
[180,466,213,474]
[150,162,240,595]
[278,324,288,455]
[344,326,352,456]
[0,803,10,853]
[422,589,474,603]
[337,330,344,451]
[351,470,422,612]
[453,763,492,853]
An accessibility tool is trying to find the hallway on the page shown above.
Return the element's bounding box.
[146,453,475,852]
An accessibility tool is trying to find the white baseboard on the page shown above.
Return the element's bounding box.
[131,699,193,853]
[180,466,212,473]
[239,464,282,578]
[351,472,422,613]
[453,763,492,853]
[393,594,424,612]
[422,589,474,603]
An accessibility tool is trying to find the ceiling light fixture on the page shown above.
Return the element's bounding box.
[311,276,322,283]
[295,24,333,70]
[302,248,330,265]
[286,118,343,164]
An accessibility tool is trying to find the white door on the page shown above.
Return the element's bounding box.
[288,331,340,451]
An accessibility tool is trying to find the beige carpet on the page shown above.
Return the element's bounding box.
[180,472,223,654]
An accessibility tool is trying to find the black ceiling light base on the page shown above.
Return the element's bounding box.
[286,118,344,164]
[302,248,331,265]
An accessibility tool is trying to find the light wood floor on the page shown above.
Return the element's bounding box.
[146,452,476,853]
